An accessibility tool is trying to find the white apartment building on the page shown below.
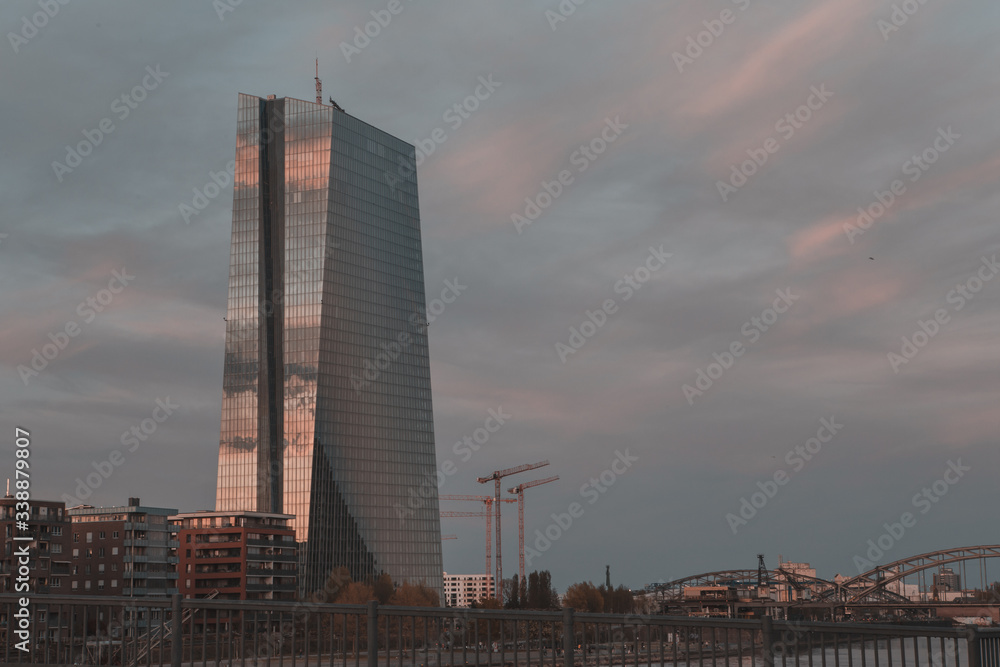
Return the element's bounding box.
[443,572,494,607]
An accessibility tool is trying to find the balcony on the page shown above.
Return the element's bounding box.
[247,553,297,563]
[246,583,297,593]
[124,522,149,531]
[123,554,148,563]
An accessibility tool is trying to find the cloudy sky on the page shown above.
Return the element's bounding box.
[2,0,999,592]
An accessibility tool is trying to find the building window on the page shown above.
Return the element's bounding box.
[51,578,61,588]
[98,564,105,573]
[113,531,119,539]
[86,532,93,543]
[71,581,78,590]
[51,544,62,554]
[84,581,91,590]
[52,527,62,536]
[72,549,79,558]
[86,549,93,558]
[111,564,118,572]
[73,533,79,543]
[98,548,106,557]
[98,580,105,591]
[72,566,79,575]
[112,547,118,555]
[111,580,118,588]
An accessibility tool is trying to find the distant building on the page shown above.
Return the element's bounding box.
[1,497,71,594]
[67,497,179,597]
[443,572,494,607]
[934,567,961,593]
[1,497,72,646]
[171,510,297,600]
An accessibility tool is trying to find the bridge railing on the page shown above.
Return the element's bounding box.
[2,594,998,667]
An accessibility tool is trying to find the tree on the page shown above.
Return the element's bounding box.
[335,581,376,604]
[525,570,559,609]
[389,581,439,607]
[504,575,522,609]
[563,582,604,612]
[539,570,559,609]
[311,566,352,603]
[373,573,395,604]
[599,584,634,614]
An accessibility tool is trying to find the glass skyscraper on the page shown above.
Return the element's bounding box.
[215,93,443,597]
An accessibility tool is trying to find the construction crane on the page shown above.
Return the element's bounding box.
[507,475,559,582]
[477,461,550,598]
[439,495,515,579]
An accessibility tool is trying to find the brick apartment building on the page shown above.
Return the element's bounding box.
[171,511,297,601]
[2,496,73,651]
[67,498,179,597]
[1,496,71,595]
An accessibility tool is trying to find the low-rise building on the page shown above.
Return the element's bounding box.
[171,511,297,601]
[443,572,494,607]
[67,498,179,597]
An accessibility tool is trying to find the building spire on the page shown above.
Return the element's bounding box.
[315,58,322,104]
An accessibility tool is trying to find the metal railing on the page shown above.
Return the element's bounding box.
[1,594,998,667]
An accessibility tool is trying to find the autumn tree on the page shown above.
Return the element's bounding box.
[562,581,604,612]
[373,572,395,604]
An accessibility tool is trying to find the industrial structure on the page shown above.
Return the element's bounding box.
[477,461,549,597]
[507,475,558,582]
[646,548,1000,623]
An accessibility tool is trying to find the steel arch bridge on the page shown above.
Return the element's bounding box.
[651,546,1000,605]
[817,545,1000,604]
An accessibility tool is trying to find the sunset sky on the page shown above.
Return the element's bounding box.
[2,0,999,591]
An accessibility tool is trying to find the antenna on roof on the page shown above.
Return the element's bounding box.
[315,58,322,105]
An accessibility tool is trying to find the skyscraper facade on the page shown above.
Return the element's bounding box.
[215,93,442,596]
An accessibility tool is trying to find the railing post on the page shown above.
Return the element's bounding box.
[966,625,981,667]
[367,600,379,667]
[170,593,182,667]
[761,615,774,667]
[563,607,575,667]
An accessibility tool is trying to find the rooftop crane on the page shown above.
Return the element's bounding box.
[477,461,550,598]
[507,475,559,582]
[439,495,516,577]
